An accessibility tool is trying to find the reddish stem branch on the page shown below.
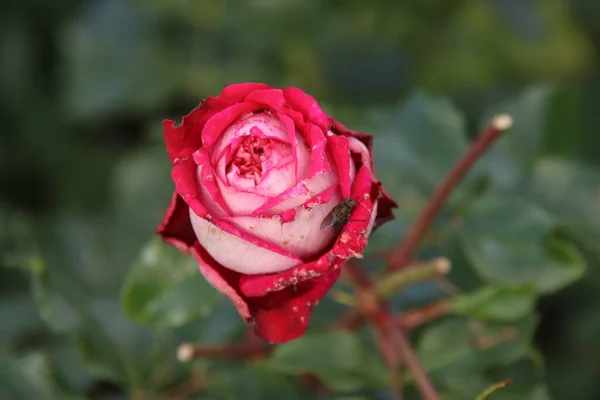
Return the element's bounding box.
[395,300,452,331]
[391,329,442,400]
[387,114,513,271]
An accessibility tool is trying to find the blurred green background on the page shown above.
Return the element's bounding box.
[2,0,600,399]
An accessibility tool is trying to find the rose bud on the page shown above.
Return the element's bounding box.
[157,83,396,343]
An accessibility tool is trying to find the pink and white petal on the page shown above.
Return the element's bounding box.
[277,113,311,183]
[253,171,338,215]
[240,252,345,297]
[156,192,198,254]
[253,158,296,196]
[228,185,342,261]
[189,210,301,274]
[211,113,292,164]
[216,177,269,215]
[327,134,354,199]
[282,87,330,132]
[190,242,250,319]
[307,124,330,176]
[192,149,231,216]
[202,102,258,151]
[250,267,342,344]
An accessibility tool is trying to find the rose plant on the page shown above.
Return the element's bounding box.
[157,83,396,343]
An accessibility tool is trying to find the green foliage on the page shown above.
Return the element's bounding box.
[267,331,388,392]
[3,0,600,399]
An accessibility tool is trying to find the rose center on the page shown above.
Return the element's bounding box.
[228,135,272,184]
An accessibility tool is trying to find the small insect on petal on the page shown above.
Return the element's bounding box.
[320,198,357,231]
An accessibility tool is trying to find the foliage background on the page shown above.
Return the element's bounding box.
[1,0,600,399]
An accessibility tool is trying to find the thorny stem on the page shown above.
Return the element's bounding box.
[386,114,514,271]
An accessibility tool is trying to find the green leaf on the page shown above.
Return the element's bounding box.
[75,317,130,385]
[121,238,220,328]
[0,353,84,399]
[460,196,586,293]
[373,92,469,191]
[267,331,388,392]
[475,315,539,367]
[31,264,82,333]
[530,157,600,231]
[417,314,538,374]
[205,365,313,400]
[452,284,537,322]
[61,0,173,119]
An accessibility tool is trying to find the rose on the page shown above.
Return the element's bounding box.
[158,83,396,343]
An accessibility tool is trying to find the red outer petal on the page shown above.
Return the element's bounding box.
[239,251,345,297]
[332,166,379,259]
[171,148,210,219]
[163,83,271,162]
[327,135,353,199]
[156,192,198,254]
[282,87,330,132]
[251,267,342,343]
[190,242,250,319]
[329,118,397,229]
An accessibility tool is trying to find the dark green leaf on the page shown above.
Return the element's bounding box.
[0,353,84,399]
[460,196,586,293]
[121,238,219,328]
[373,92,469,190]
[452,285,537,322]
[75,317,130,385]
[31,265,82,333]
[267,331,388,392]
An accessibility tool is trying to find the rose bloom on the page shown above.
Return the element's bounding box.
[157,83,396,343]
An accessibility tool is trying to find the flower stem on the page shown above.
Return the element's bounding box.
[391,328,442,400]
[376,258,451,299]
[394,300,453,331]
[386,114,513,271]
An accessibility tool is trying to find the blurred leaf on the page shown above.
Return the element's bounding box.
[0,292,46,354]
[61,0,173,119]
[460,196,586,293]
[0,353,84,399]
[31,264,82,334]
[373,92,468,191]
[75,317,130,385]
[476,315,539,367]
[530,157,600,231]
[452,284,537,322]
[121,238,219,328]
[205,365,312,400]
[474,85,557,191]
[267,331,388,392]
[418,314,537,374]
